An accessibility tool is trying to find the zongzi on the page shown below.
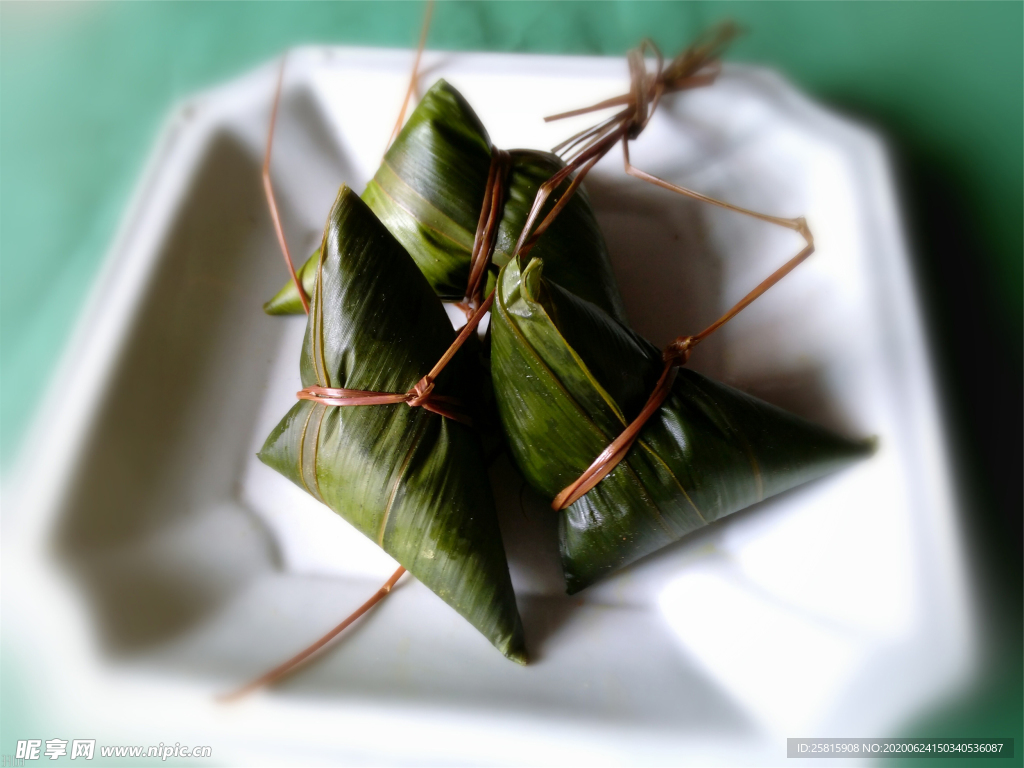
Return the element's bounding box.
[264,79,626,323]
[259,184,526,662]
[491,255,873,594]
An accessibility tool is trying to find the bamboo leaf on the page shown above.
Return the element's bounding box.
[266,80,627,321]
[492,256,873,594]
[263,247,319,315]
[259,185,526,662]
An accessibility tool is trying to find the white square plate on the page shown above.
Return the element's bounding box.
[5,47,971,765]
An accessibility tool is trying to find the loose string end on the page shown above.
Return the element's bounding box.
[217,566,407,703]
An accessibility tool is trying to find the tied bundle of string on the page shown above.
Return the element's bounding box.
[296,149,512,426]
[513,23,739,259]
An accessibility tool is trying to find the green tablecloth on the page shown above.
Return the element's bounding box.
[1,0,1020,757]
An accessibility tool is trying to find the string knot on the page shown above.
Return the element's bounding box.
[663,335,696,366]
[552,333,703,509]
[298,154,506,429]
[296,376,471,426]
[625,42,661,139]
[406,376,434,407]
[544,23,737,165]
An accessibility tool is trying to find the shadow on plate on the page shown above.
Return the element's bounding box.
[53,82,356,655]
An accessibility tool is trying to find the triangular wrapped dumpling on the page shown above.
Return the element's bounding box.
[265,80,626,323]
[491,256,872,593]
[260,185,526,662]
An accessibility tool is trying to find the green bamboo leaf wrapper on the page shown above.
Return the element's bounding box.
[491,256,873,594]
[259,185,526,662]
[265,80,626,322]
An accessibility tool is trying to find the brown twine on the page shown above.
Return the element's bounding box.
[297,384,472,425]
[550,211,814,511]
[463,150,511,311]
[513,23,737,260]
[296,148,511,426]
[551,337,694,510]
[545,24,737,144]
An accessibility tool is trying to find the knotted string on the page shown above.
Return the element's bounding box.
[296,148,510,425]
[297,384,471,425]
[551,216,814,511]
[512,23,737,260]
[296,293,493,426]
[551,336,694,510]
